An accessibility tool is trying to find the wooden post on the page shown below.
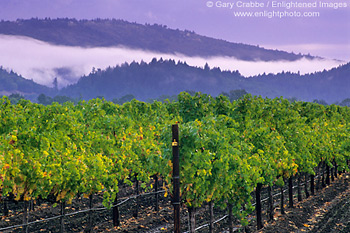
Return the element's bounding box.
[29,200,34,211]
[209,201,214,233]
[297,174,302,202]
[334,162,338,178]
[154,175,159,212]
[188,206,196,233]
[112,194,120,227]
[280,186,285,214]
[331,163,335,182]
[321,162,326,187]
[85,194,93,232]
[288,177,293,208]
[172,124,180,233]
[60,201,65,233]
[316,164,321,190]
[133,176,139,218]
[304,173,310,198]
[310,174,315,196]
[326,164,330,185]
[23,201,28,233]
[228,203,233,233]
[256,183,263,230]
[267,185,274,222]
[3,198,9,216]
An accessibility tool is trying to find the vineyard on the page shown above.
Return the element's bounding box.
[1,92,350,232]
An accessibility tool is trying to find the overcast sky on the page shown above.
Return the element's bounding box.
[0,0,349,60]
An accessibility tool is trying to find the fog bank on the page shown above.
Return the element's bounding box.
[0,35,345,88]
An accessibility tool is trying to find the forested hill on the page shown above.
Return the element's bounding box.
[59,59,245,100]
[248,62,350,103]
[1,59,349,103]
[59,59,350,103]
[0,18,312,61]
[0,67,53,100]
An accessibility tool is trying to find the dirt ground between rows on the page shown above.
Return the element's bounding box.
[253,173,350,233]
[98,172,350,232]
[1,173,349,232]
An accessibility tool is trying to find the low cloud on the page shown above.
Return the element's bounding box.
[262,43,350,61]
[0,35,346,88]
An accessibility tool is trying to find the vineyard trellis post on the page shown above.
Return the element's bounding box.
[310,174,315,195]
[60,201,65,233]
[280,184,285,214]
[326,164,330,185]
[23,200,28,233]
[112,194,120,227]
[133,175,139,218]
[304,173,310,198]
[209,201,214,233]
[86,194,93,232]
[288,177,293,208]
[172,124,180,233]
[154,175,159,212]
[334,161,338,179]
[3,198,9,216]
[255,183,263,230]
[297,174,302,202]
[267,185,274,222]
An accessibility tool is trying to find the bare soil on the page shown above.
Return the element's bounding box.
[1,173,349,232]
[252,173,350,233]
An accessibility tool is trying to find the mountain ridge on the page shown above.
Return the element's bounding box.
[0,18,314,61]
[0,67,53,101]
[1,59,349,103]
[0,18,347,103]
[58,59,350,103]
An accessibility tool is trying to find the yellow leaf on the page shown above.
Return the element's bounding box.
[67,197,73,205]
[11,135,17,142]
[57,190,67,201]
[303,224,310,227]
[23,194,30,201]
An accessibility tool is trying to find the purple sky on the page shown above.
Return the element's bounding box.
[0,0,349,60]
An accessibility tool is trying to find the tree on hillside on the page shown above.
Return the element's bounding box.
[339,98,350,107]
[313,99,328,106]
[53,77,58,91]
[8,93,24,104]
[221,89,248,102]
[38,94,53,105]
[112,94,135,105]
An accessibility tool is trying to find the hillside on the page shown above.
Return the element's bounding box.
[0,57,348,103]
[59,59,350,103]
[0,67,53,100]
[59,59,245,100]
[0,18,313,61]
[249,62,350,103]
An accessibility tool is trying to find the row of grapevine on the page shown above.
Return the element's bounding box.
[165,93,350,231]
[0,98,175,207]
[1,92,350,232]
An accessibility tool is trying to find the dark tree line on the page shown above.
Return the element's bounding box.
[0,18,307,61]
